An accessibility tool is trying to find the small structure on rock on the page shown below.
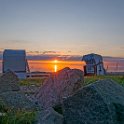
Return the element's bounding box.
[36,67,84,108]
[3,49,30,79]
[63,79,124,124]
[82,53,106,75]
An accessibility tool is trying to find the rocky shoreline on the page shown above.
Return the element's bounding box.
[0,69,124,124]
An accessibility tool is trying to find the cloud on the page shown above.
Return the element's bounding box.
[42,51,57,55]
[0,49,123,63]
[5,40,30,44]
[57,55,82,61]
[27,50,63,55]
[103,56,124,61]
[27,51,42,55]
[120,46,124,49]
[27,54,58,60]
[26,54,82,61]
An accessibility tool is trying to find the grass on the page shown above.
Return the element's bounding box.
[84,75,124,86]
[0,98,37,124]
[0,110,36,124]
[19,78,46,87]
[19,75,124,87]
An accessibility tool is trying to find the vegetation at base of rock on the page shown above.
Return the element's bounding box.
[0,98,8,113]
[19,75,124,88]
[0,110,36,124]
[0,100,36,124]
[19,78,45,86]
[84,75,124,86]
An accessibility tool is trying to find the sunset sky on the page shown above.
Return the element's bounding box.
[0,0,124,58]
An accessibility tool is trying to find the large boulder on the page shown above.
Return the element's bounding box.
[37,108,63,124]
[0,71,37,110]
[0,71,20,93]
[63,79,124,124]
[36,67,84,108]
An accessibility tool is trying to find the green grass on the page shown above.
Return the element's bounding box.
[0,99,36,124]
[19,75,124,87]
[0,110,36,124]
[19,75,124,88]
[19,78,45,87]
[84,75,124,86]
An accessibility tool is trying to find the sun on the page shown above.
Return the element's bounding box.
[54,59,58,63]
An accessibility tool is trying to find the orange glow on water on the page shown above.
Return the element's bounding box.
[54,64,58,72]
[53,60,58,72]
[26,60,124,72]
[28,60,84,72]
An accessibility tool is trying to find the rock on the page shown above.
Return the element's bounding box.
[62,79,124,124]
[0,71,20,93]
[37,108,63,124]
[36,67,84,108]
[20,85,40,106]
[20,85,40,94]
[0,91,38,110]
[0,71,38,110]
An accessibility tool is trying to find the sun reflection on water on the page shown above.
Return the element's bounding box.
[53,60,58,72]
[54,64,58,72]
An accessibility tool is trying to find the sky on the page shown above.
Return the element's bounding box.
[0,0,124,59]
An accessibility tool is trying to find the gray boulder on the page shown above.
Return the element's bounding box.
[63,79,124,124]
[0,71,37,110]
[0,91,37,110]
[36,67,84,108]
[0,71,20,93]
[37,108,63,124]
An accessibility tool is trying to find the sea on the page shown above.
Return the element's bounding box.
[0,60,123,73]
